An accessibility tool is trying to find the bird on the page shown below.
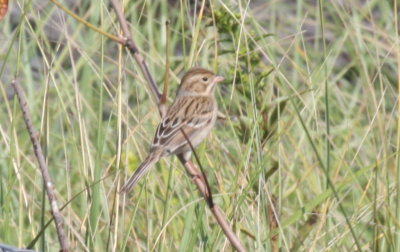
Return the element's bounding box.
[120,67,224,193]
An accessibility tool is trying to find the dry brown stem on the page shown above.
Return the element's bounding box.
[12,80,68,252]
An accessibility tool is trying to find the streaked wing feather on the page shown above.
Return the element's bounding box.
[152,96,214,152]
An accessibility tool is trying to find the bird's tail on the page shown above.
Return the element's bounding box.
[119,151,161,193]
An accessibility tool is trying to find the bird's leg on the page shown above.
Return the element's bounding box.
[182,151,192,162]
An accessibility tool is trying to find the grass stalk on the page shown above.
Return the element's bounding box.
[289,96,361,251]
[395,0,400,249]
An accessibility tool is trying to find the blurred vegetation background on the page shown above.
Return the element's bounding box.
[1,0,399,251]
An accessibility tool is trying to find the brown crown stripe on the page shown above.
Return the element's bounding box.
[180,68,215,85]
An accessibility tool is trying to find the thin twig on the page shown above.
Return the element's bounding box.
[109,1,246,251]
[12,80,68,252]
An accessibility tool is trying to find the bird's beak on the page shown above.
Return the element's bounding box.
[214,76,224,83]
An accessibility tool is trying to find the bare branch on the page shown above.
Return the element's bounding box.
[178,156,246,252]
[12,80,69,252]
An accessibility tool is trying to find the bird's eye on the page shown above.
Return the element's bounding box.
[202,77,208,82]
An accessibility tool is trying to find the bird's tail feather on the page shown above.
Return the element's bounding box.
[120,151,160,193]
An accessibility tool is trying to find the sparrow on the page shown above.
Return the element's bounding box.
[120,67,224,193]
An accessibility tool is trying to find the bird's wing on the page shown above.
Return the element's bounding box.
[151,96,214,153]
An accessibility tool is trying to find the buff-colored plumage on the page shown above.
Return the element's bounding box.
[120,67,224,193]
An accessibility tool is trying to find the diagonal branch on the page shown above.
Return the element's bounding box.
[12,80,68,252]
[109,0,246,251]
